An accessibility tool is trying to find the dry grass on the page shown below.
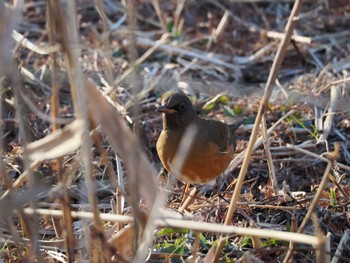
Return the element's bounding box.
[0,0,350,262]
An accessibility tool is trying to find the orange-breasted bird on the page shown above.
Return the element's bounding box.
[156,93,242,185]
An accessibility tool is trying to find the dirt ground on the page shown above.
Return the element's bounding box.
[1,1,350,262]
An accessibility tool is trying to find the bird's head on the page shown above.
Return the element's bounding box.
[156,93,196,129]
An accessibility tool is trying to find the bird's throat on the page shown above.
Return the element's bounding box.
[163,114,192,130]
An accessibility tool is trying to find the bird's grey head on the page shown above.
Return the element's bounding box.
[156,93,196,130]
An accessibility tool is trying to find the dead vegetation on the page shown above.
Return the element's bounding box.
[0,0,350,262]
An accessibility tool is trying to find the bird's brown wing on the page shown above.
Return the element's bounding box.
[196,118,231,151]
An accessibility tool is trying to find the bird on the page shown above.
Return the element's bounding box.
[156,93,242,186]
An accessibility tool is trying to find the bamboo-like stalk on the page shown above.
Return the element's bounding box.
[22,207,321,247]
[213,0,304,261]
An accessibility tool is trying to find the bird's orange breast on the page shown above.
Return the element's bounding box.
[156,129,233,184]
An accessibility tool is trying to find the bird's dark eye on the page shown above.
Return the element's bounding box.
[178,102,185,111]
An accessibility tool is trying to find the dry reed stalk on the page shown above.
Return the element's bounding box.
[48,0,109,260]
[22,207,321,246]
[213,0,304,261]
[261,113,278,194]
[85,78,159,261]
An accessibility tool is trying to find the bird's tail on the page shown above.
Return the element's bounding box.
[228,118,245,150]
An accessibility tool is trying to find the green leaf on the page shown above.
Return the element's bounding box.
[232,104,245,115]
[156,227,189,237]
[288,114,319,139]
[167,20,174,33]
[262,238,286,247]
[202,94,230,113]
[239,236,252,247]
[267,101,274,112]
[222,105,235,117]
[243,116,255,124]
[199,232,209,246]
[330,188,337,206]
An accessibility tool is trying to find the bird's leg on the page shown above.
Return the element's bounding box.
[181,183,191,204]
[178,186,198,212]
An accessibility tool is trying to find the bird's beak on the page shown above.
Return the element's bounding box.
[156,105,176,113]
